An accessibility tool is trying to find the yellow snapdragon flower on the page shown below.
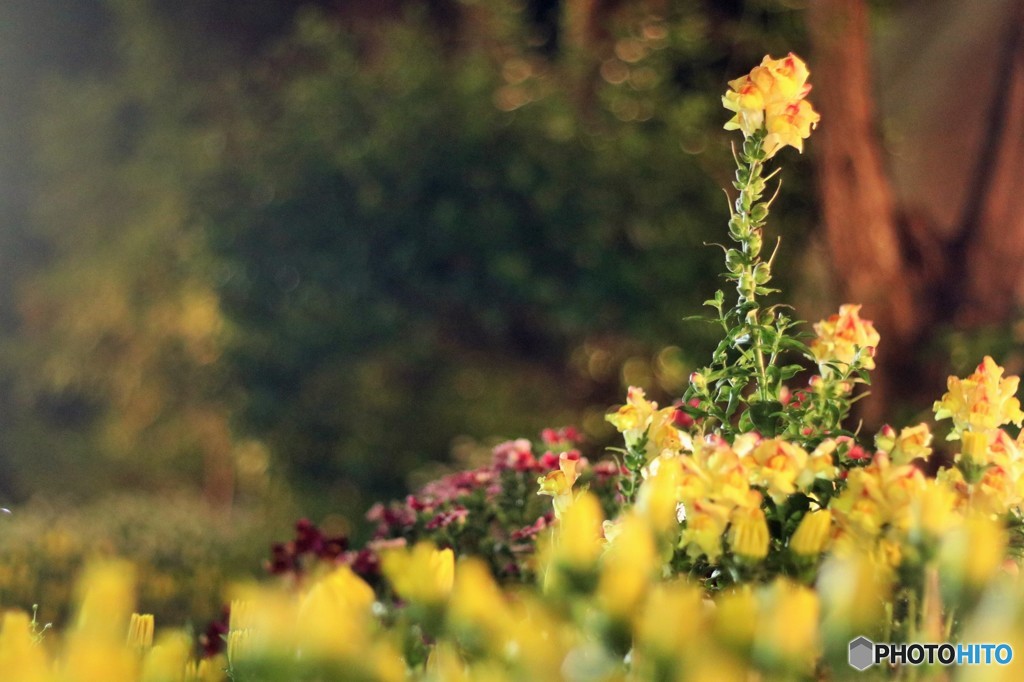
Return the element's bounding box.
[636,580,706,657]
[729,505,770,560]
[830,453,926,555]
[537,451,582,519]
[606,386,681,459]
[597,513,658,618]
[810,304,880,372]
[723,53,819,158]
[297,564,377,658]
[0,611,50,680]
[381,542,455,606]
[448,558,512,652]
[934,356,1024,437]
[940,513,1008,589]
[743,438,809,503]
[754,580,820,671]
[636,454,683,536]
[680,499,732,562]
[910,479,960,540]
[543,491,604,578]
[789,509,833,556]
[875,423,933,466]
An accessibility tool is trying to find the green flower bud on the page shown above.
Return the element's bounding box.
[747,232,763,256]
[726,249,745,273]
[728,216,747,240]
[750,202,768,224]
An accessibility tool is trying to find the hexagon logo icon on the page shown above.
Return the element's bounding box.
[849,636,875,671]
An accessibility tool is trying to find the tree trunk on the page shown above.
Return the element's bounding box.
[808,0,921,426]
[808,0,1024,427]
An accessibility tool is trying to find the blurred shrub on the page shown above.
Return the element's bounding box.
[0,494,277,627]
[199,3,814,516]
[3,0,813,521]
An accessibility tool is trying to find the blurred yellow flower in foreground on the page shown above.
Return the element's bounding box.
[789,509,832,556]
[382,542,455,606]
[0,611,50,680]
[729,505,770,560]
[598,513,658,618]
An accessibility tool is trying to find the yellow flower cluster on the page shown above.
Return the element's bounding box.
[875,422,933,466]
[538,491,824,680]
[596,432,839,563]
[601,356,1024,582]
[605,386,682,459]
[935,355,1024,437]
[0,561,225,681]
[939,428,1024,514]
[722,53,820,158]
[810,304,881,372]
[829,452,928,560]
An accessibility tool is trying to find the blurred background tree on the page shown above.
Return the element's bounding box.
[0,0,814,524]
[809,0,1024,425]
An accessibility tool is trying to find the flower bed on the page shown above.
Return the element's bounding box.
[1,53,1022,681]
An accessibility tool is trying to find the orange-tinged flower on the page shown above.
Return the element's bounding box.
[875,423,933,466]
[681,499,732,562]
[762,53,811,102]
[537,451,582,519]
[606,386,681,459]
[763,99,820,157]
[723,74,767,136]
[829,453,926,549]
[744,438,809,503]
[798,439,840,488]
[810,304,880,372]
[934,356,1024,437]
[723,52,818,157]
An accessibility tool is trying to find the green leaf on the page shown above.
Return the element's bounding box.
[749,400,784,437]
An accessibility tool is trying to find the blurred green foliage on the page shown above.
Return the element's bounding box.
[0,493,280,627]
[0,0,815,520]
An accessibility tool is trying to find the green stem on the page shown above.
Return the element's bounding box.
[730,131,771,402]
